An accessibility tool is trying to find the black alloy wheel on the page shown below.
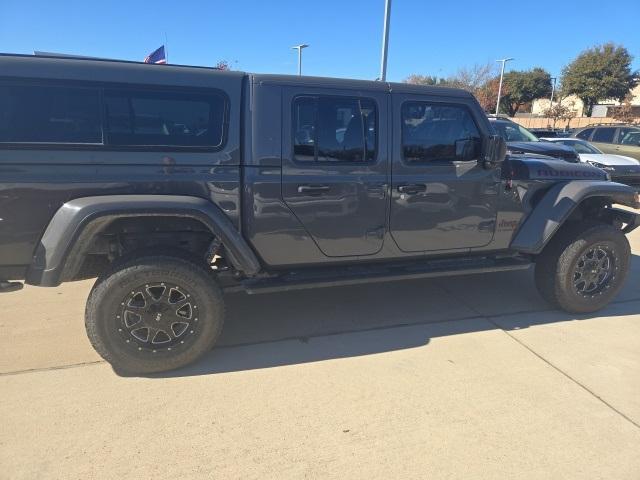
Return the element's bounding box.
[86,255,225,374]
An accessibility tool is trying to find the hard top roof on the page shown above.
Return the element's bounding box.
[1,53,473,98]
[253,73,472,97]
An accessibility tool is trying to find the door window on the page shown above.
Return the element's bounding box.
[401,103,481,163]
[618,128,640,146]
[293,96,377,163]
[592,127,616,143]
[575,128,594,140]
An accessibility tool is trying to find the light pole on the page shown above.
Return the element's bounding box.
[292,44,309,76]
[495,57,514,116]
[549,76,557,108]
[379,0,392,81]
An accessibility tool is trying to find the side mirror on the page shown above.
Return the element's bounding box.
[484,135,507,168]
[454,138,480,162]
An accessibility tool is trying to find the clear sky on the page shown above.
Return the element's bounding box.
[1,0,639,82]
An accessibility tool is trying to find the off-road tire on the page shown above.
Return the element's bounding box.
[534,222,630,313]
[85,255,224,375]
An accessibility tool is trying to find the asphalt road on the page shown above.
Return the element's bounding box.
[1,230,639,479]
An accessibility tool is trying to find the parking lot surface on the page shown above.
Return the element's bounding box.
[1,230,639,479]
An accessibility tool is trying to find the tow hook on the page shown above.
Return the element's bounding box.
[0,281,23,293]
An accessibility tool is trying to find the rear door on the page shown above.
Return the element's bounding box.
[590,126,618,154]
[389,94,500,253]
[614,128,640,160]
[281,87,389,257]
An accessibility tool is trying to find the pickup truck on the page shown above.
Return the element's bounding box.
[1,54,638,374]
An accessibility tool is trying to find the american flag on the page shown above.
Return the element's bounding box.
[144,46,166,64]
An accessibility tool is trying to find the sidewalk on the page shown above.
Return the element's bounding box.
[1,231,639,479]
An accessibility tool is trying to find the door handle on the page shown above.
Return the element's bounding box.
[297,184,331,195]
[397,184,427,194]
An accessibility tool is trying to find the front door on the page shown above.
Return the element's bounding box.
[615,127,640,161]
[281,87,389,257]
[389,95,500,253]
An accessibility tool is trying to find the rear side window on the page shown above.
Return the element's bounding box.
[575,128,593,140]
[104,89,226,147]
[402,102,481,162]
[293,96,377,162]
[592,127,616,143]
[0,84,101,144]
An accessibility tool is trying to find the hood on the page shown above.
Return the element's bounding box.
[579,153,640,166]
[504,155,609,182]
[507,140,578,161]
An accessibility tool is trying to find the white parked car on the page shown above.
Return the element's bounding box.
[542,138,640,188]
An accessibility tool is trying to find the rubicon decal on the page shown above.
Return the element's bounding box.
[536,168,603,178]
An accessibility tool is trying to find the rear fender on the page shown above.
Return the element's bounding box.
[26,195,262,286]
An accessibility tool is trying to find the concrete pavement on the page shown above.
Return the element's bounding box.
[1,230,639,479]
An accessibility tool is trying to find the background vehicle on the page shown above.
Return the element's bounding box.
[529,128,573,139]
[542,138,640,187]
[1,54,638,374]
[488,118,579,161]
[573,124,640,160]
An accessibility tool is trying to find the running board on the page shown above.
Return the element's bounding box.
[0,281,24,293]
[232,257,532,295]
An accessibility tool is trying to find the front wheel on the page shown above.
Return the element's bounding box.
[85,255,225,374]
[534,222,631,313]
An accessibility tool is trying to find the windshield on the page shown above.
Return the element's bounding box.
[492,121,539,142]
[558,140,601,154]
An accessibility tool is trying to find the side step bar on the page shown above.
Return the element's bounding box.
[0,281,24,293]
[230,257,532,295]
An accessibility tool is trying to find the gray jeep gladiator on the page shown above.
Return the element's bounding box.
[1,54,638,374]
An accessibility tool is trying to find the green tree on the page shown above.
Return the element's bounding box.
[561,43,638,117]
[404,74,447,86]
[501,68,552,116]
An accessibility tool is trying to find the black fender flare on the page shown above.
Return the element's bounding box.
[26,195,262,286]
[510,181,639,254]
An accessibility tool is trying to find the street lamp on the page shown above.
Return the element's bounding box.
[379,0,392,81]
[291,44,309,76]
[549,77,557,109]
[495,57,514,116]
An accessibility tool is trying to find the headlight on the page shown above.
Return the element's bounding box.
[586,160,615,172]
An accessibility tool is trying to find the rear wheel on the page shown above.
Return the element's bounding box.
[85,255,224,374]
[534,222,630,313]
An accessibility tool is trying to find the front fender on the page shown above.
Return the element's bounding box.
[26,195,262,286]
[510,181,639,254]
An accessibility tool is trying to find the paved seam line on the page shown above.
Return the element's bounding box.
[0,360,105,377]
[437,283,640,430]
[0,313,486,376]
[3,296,639,378]
[491,321,640,430]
